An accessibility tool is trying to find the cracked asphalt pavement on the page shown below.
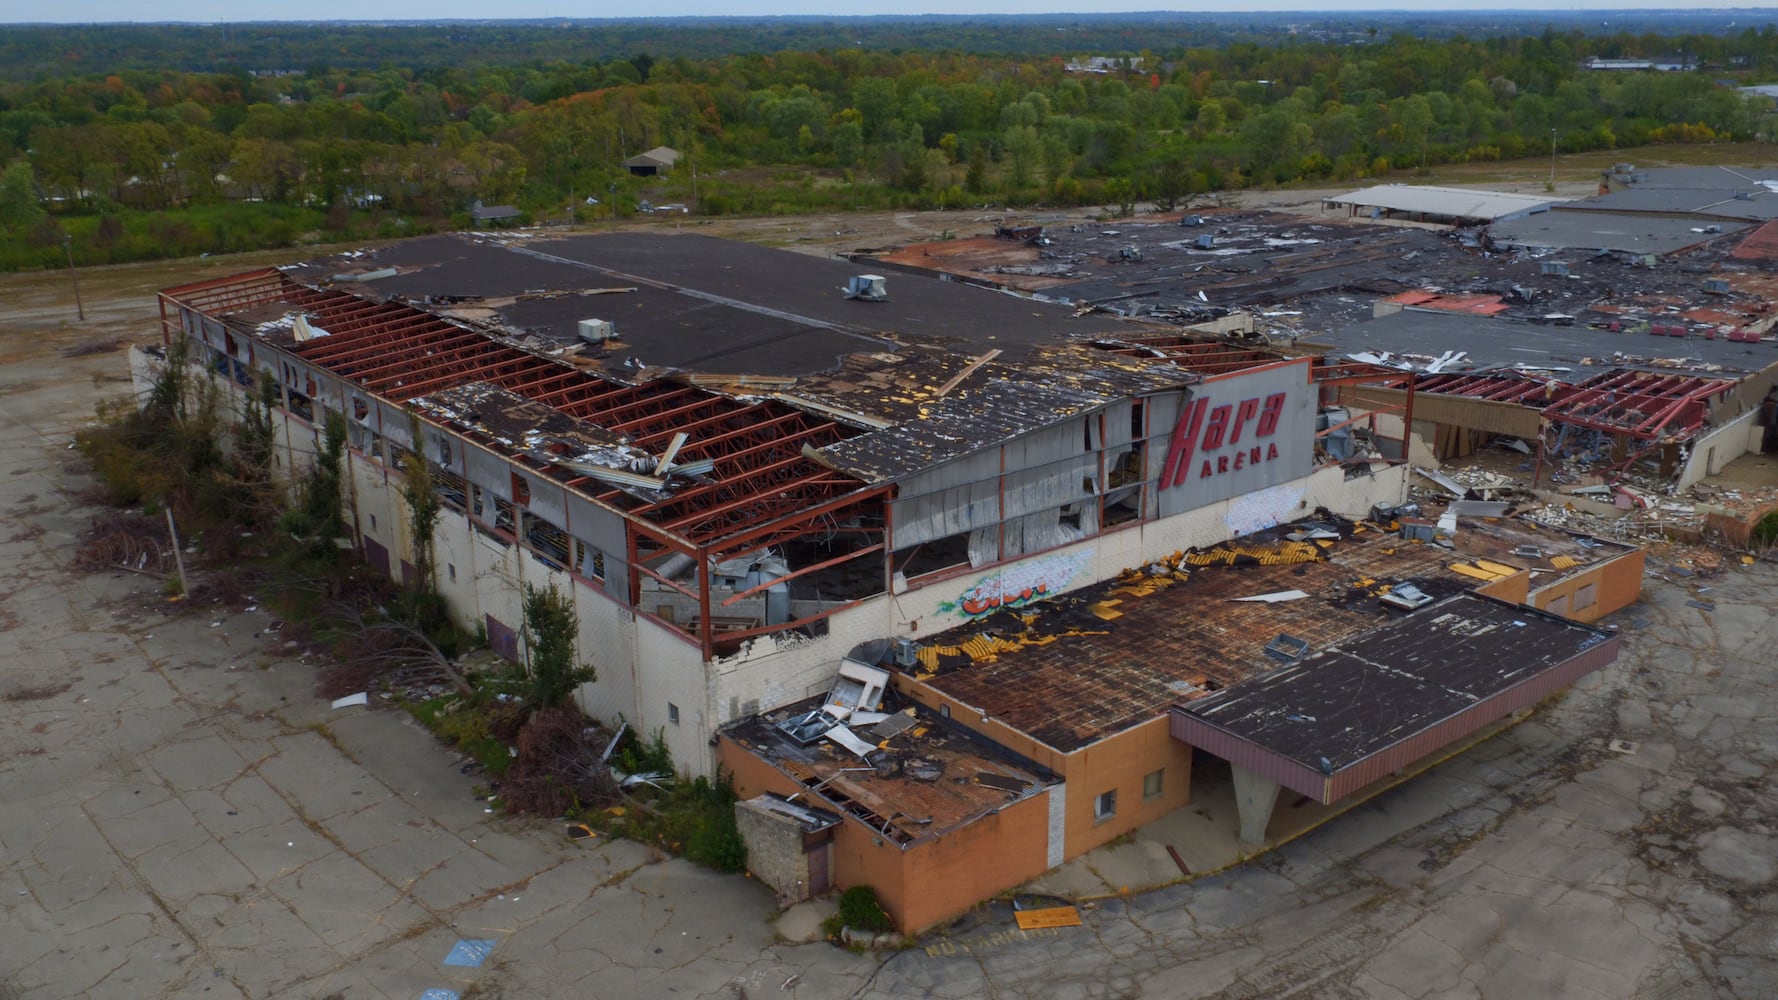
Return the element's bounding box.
[3,340,1776,1000]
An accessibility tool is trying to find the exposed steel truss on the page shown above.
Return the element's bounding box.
[157,268,287,341]
[165,271,874,547]
[1310,358,1410,388]
[1412,371,1561,406]
[1541,370,1735,441]
[1411,369,1733,440]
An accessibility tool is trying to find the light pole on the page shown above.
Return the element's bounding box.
[62,234,84,322]
[1549,129,1558,189]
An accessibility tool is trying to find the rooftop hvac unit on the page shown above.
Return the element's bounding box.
[891,638,920,668]
[1196,234,1215,249]
[1181,214,1204,227]
[577,318,616,343]
[843,274,888,301]
[1703,278,1731,295]
[1378,582,1435,611]
[1541,261,1570,277]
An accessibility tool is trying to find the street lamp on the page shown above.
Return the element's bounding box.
[62,234,84,322]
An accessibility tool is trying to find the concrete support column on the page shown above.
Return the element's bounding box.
[1231,764,1282,848]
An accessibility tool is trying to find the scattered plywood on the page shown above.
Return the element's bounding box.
[1015,906,1082,930]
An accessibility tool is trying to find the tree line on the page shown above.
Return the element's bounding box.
[2,21,1776,270]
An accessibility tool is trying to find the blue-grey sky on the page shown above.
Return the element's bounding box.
[1,3,1748,24]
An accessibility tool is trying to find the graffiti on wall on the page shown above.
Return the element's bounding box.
[938,552,1089,618]
[1225,482,1306,537]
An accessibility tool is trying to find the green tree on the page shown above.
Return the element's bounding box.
[520,583,595,710]
[0,161,45,231]
[281,412,348,562]
[401,414,442,593]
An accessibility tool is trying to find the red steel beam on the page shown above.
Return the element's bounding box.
[583,385,709,429]
[701,488,887,560]
[343,336,507,382]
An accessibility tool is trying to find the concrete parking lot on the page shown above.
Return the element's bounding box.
[3,258,1775,999]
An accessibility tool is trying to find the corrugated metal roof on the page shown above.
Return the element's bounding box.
[1327,184,1562,221]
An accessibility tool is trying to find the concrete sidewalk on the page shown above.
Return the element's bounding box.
[0,366,878,999]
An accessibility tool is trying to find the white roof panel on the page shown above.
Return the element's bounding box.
[1327,184,1564,222]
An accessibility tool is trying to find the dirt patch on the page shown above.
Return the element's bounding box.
[3,681,73,702]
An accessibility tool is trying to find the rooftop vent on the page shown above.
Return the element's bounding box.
[1379,582,1435,612]
[1264,633,1311,663]
[843,274,888,302]
[577,318,616,343]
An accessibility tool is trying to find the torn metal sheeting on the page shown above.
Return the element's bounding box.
[871,711,919,740]
[1449,500,1513,518]
[1233,590,1311,603]
[1413,467,1469,498]
[823,725,881,759]
[330,692,369,709]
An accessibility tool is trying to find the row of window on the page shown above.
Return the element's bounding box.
[1094,768,1167,822]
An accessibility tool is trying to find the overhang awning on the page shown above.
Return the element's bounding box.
[1170,593,1620,804]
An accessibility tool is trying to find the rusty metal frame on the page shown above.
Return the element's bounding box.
[1543,370,1734,440]
[165,268,876,560]
[1413,371,1559,405]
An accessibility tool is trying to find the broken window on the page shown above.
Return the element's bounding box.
[1095,789,1117,821]
[668,702,680,726]
[573,540,607,582]
[524,513,570,567]
[492,497,516,535]
[287,391,314,424]
[893,531,972,581]
[431,465,468,512]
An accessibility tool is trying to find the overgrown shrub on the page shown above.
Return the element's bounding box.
[838,885,893,932]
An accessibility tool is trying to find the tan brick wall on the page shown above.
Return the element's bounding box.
[1059,716,1193,857]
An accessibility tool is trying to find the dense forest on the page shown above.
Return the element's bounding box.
[2,16,1776,270]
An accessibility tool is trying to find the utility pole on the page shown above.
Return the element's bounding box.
[1549,129,1558,189]
[62,235,85,321]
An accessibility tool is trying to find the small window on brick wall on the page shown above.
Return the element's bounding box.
[1094,789,1117,821]
[1143,769,1164,801]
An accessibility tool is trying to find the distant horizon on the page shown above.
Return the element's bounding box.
[4,5,1771,26]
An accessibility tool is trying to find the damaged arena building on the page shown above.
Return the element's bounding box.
[152,222,1670,931]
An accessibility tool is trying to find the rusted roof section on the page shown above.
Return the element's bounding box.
[411,382,635,467]
[907,528,1482,754]
[874,234,1082,290]
[721,698,1056,847]
[1731,219,1778,261]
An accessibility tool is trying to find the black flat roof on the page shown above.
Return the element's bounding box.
[292,232,1124,378]
[1172,593,1619,802]
[1312,310,1778,378]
